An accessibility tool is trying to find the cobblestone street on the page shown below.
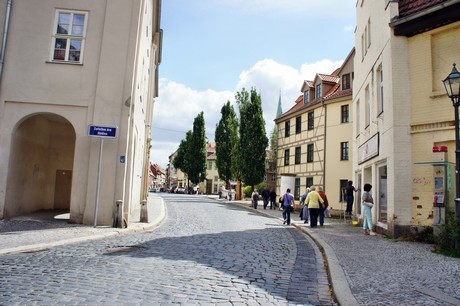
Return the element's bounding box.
[0,194,334,305]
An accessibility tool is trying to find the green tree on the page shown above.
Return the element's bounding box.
[187,112,207,185]
[236,87,268,190]
[215,101,238,187]
[173,130,192,174]
[267,125,278,172]
[229,114,242,181]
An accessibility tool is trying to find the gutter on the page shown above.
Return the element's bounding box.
[0,0,12,82]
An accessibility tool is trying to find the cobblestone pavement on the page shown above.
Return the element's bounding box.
[227,199,460,306]
[0,194,335,305]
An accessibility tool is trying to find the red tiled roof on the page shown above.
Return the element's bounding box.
[398,0,448,18]
[325,88,352,100]
[317,74,340,83]
[330,68,340,76]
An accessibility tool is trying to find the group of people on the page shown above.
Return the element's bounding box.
[276,180,376,235]
[278,186,329,227]
[251,187,278,210]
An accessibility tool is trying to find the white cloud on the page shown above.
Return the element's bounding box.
[151,58,344,168]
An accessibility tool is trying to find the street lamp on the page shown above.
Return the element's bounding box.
[442,63,460,229]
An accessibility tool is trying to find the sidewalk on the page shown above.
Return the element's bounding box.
[223,198,460,306]
[0,193,166,255]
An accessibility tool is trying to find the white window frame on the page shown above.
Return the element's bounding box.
[303,90,309,104]
[316,84,322,99]
[377,65,384,115]
[50,9,88,64]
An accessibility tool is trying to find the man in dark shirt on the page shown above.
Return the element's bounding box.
[345,180,358,215]
[261,187,270,209]
[269,188,277,210]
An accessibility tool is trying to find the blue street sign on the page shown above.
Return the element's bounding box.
[88,125,118,138]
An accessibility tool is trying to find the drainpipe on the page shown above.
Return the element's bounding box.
[322,99,327,190]
[0,0,12,82]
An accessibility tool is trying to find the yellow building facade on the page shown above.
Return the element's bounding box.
[275,50,354,211]
[406,21,460,226]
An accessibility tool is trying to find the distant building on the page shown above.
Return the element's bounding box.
[168,151,186,191]
[150,163,166,191]
[0,0,162,226]
[200,142,225,195]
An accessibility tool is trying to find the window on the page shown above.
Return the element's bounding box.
[294,178,300,200]
[284,149,290,166]
[51,10,87,63]
[295,116,302,134]
[341,105,349,123]
[340,142,349,160]
[307,144,314,163]
[367,18,371,48]
[306,177,314,189]
[285,121,290,137]
[365,85,370,127]
[340,179,348,202]
[342,73,351,90]
[316,84,322,99]
[361,18,371,61]
[208,161,213,170]
[214,184,218,193]
[356,99,360,136]
[377,66,384,114]
[303,90,309,104]
[308,112,314,130]
[295,147,301,164]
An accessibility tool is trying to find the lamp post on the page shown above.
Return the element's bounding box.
[442,63,460,234]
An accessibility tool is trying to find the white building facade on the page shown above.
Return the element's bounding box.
[0,0,162,226]
[353,0,412,236]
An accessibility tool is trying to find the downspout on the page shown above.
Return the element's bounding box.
[322,99,327,190]
[0,0,12,83]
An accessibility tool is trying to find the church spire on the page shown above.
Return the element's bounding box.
[276,90,283,117]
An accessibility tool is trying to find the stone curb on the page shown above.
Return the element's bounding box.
[0,196,167,255]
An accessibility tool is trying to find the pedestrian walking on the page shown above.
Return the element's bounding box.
[345,180,358,215]
[362,183,376,235]
[269,188,277,210]
[251,190,259,209]
[262,187,270,209]
[299,187,310,224]
[317,186,329,226]
[281,188,295,225]
[305,186,324,228]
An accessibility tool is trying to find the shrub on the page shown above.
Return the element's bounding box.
[243,186,252,198]
[435,212,460,258]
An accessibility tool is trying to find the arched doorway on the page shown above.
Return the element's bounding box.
[4,113,75,218]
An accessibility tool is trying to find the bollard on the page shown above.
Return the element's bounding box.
[140,200,148,223]
[113,200,123,228]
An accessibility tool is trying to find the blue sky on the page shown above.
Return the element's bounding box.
[152,1,356,168]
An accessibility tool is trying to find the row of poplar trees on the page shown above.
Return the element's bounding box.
[173,87,269,194]
[215,87,268,194]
